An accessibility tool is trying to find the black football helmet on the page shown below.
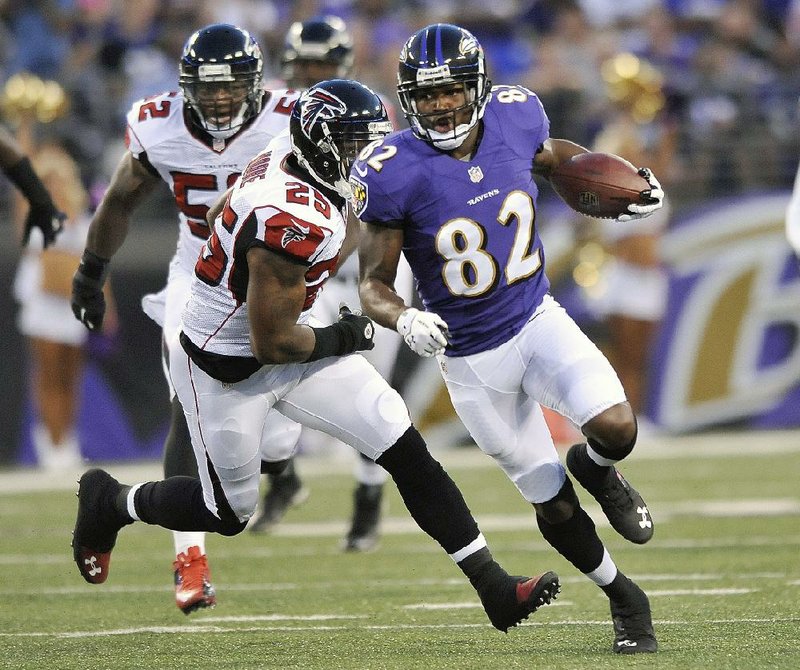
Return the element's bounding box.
[290,79,392,198]
[179,24,264,139]
[281,16,354,89]
[397,23,491,149]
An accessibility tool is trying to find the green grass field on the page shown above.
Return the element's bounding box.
[1,430,798,670]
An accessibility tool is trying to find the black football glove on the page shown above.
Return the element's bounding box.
[307,303,375,361]
[24,202,66,249]
[71,250,110,332]
[5,156,66,248]
[337,303,375,353]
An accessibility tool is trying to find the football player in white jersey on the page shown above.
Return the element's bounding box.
[72,79,561,635]
[70,24,304,614]
[249,15,414,553]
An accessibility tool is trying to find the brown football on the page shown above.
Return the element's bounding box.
[550,152,649,219]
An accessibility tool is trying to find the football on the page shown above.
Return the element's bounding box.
[550,152,650,219]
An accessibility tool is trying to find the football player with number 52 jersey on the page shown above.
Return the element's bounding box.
[72,79,562,635]
[354,24,664,654]
[70,24,306,615]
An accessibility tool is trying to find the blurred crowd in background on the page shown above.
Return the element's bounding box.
[2,0,800,466]
[2,0,800,205]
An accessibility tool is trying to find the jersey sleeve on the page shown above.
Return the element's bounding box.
[349,135,412,228]
[490,85,550,159]
[257,208,330,266]
[123,91,179,160]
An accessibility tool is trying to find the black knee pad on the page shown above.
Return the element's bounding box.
[534,476,580,524]
[587,432,636,461]
[584,405,638,460]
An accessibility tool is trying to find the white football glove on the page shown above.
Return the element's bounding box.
[396,308,450,357]
[617,168,664,222]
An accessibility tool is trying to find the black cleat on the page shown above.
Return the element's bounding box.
[479,570,560,632]
[342,483,382,552]
[610,579,658,654]
[249,471,309,533]
[566,443,654,544]
[72,469,129,584]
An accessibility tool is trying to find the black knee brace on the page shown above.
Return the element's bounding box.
[534,476,580,524]
[587,413,638,461]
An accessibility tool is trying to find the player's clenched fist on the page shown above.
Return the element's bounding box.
[337,303,375,352]
[396,307,449,357]
[71,250,109,331]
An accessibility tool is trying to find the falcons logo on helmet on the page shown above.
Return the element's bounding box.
[300,88,346,138]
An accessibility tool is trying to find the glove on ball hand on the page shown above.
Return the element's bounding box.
[617,168,664,222]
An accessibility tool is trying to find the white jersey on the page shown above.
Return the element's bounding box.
[125,87,300,271]
[182,131,347,361]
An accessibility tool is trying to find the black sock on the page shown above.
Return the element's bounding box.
[536,505,605,573]
[114,486,133,523]
[132,476,247,536]
[578,441,612,486]
[457,546,509,591]
[600,571,633,600]
[268,457,297,482]
[376,426,480,555]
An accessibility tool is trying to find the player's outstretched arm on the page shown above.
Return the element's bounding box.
[85,152,160,259]
[358,221,448,357]
[358,222,408,330]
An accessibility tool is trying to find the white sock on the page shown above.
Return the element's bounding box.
[585,548,618,586]
[174,531,206,556]
[126,484,143,521]
[449,533,487,563]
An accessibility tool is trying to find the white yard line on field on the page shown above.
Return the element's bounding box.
[1,616,797,639]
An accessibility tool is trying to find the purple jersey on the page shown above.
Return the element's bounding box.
[351,85,551,356]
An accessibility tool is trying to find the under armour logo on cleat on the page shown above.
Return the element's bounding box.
[84,555,102,577]
[637,506,652,529]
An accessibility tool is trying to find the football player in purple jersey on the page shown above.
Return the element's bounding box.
[72,79,561,634]
[352,23,664,655]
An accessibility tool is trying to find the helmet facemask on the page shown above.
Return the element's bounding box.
[179,24,264,140]
[290,81,392,200]
[401,77,488,150]
[397,23,491,150]
[296,119,392,199]
[182,67,261,139]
